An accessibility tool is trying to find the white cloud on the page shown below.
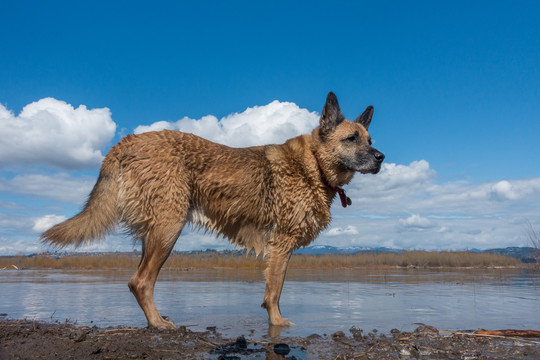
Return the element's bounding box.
[398,214,433,229]
[0,98,116,169]
[346,160,437,214]
[0,173,94,204]
[373,160,435,190]
[134,100,319,147]
[32,214,67,233]
[0,237,41,256]
[321,161,540,250]
[326,225,360,237]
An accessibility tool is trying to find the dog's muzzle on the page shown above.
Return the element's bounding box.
[360,148,385,174]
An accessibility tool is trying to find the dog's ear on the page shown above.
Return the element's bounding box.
[320,92,344,140]
[355,106,374,130]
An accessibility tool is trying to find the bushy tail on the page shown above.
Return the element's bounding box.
[41,154,120,249]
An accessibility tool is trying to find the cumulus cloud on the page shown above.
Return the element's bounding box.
[347,161,540,216]
[399,214,433,229]
[0,98,116,169]
[134,100,319,147]
[489,179,540,201]
[325,225,360,237]
[321,158,540,250]
[346,160,437,214]
[32,214,67,233]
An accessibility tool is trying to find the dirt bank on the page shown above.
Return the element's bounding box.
[1,319,539,359]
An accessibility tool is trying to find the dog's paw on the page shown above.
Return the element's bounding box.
[149,316,177,330]
[270,318,295,327]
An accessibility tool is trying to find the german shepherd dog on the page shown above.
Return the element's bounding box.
[41,92,384,329]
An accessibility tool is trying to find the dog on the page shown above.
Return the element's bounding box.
[41,92,384,329]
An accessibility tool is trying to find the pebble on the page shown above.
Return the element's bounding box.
[273,343,291,355]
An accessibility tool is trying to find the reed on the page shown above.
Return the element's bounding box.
[0,250,523,270]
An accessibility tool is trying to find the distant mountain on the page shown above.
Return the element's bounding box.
[294,245,539,263]
[294,245,403,255]
[485,247,539,263]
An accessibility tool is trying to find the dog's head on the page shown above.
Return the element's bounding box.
[313,92,385,186]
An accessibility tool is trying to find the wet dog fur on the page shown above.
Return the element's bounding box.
[41,92,385,329]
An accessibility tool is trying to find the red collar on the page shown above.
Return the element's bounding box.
[312,151,351,208]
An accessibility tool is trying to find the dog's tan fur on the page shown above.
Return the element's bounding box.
[41,92,384,329]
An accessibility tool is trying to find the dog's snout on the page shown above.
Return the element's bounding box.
[373,150,385,163]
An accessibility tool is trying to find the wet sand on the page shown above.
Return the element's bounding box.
[1,319,539,359]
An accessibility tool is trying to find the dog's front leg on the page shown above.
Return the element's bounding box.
[262,240,294,326]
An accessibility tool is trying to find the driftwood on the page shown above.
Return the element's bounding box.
[474,329,540,338]
[440,329,540,339]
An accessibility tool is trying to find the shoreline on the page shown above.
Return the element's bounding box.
[1,318,539,359]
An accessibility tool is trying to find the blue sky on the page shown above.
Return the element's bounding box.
[0,1,539,254]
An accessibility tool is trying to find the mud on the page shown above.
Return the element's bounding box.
[1,319,539,359]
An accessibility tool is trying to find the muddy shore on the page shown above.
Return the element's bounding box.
[1,319,539,359]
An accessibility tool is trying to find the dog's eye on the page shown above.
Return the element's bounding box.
[343,132,359,143]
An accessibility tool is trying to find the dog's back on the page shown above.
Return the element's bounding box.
[42,129,332,253]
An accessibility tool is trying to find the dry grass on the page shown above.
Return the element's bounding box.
[0,250,523,270]
[527,222,540,263]
[290,251,522,268]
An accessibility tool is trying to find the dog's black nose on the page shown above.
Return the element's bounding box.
[374,150,385,163]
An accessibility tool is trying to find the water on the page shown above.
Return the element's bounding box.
[1,268,539,339]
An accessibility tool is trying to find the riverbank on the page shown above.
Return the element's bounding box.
[1,319,539,359]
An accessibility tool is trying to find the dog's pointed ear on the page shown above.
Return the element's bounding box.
[355,106,374,130]
[320,92,344,139]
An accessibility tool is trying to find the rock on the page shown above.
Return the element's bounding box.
[234,336,247,349]
[331,331,345,341]
[349,326,363,339]
[414,325,439,338]
[273,343,291,355]
[74,331,87,342]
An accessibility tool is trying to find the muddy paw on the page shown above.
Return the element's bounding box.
[149,316,176,330]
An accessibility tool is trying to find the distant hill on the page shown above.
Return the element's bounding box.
[294,245,402,255]
[294,245,539,263]
[485,247,539,263]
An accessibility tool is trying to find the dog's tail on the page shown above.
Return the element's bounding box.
[41,152,120,248]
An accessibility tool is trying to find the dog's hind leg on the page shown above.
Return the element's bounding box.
[128,221,184,329]
[261,239,294,326]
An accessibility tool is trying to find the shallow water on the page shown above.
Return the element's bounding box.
[1,268,539,339]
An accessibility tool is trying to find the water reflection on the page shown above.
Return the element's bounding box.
[1,268,539,340]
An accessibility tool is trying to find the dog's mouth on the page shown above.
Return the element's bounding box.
[339,162,382,175]
[359,165,382,174]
